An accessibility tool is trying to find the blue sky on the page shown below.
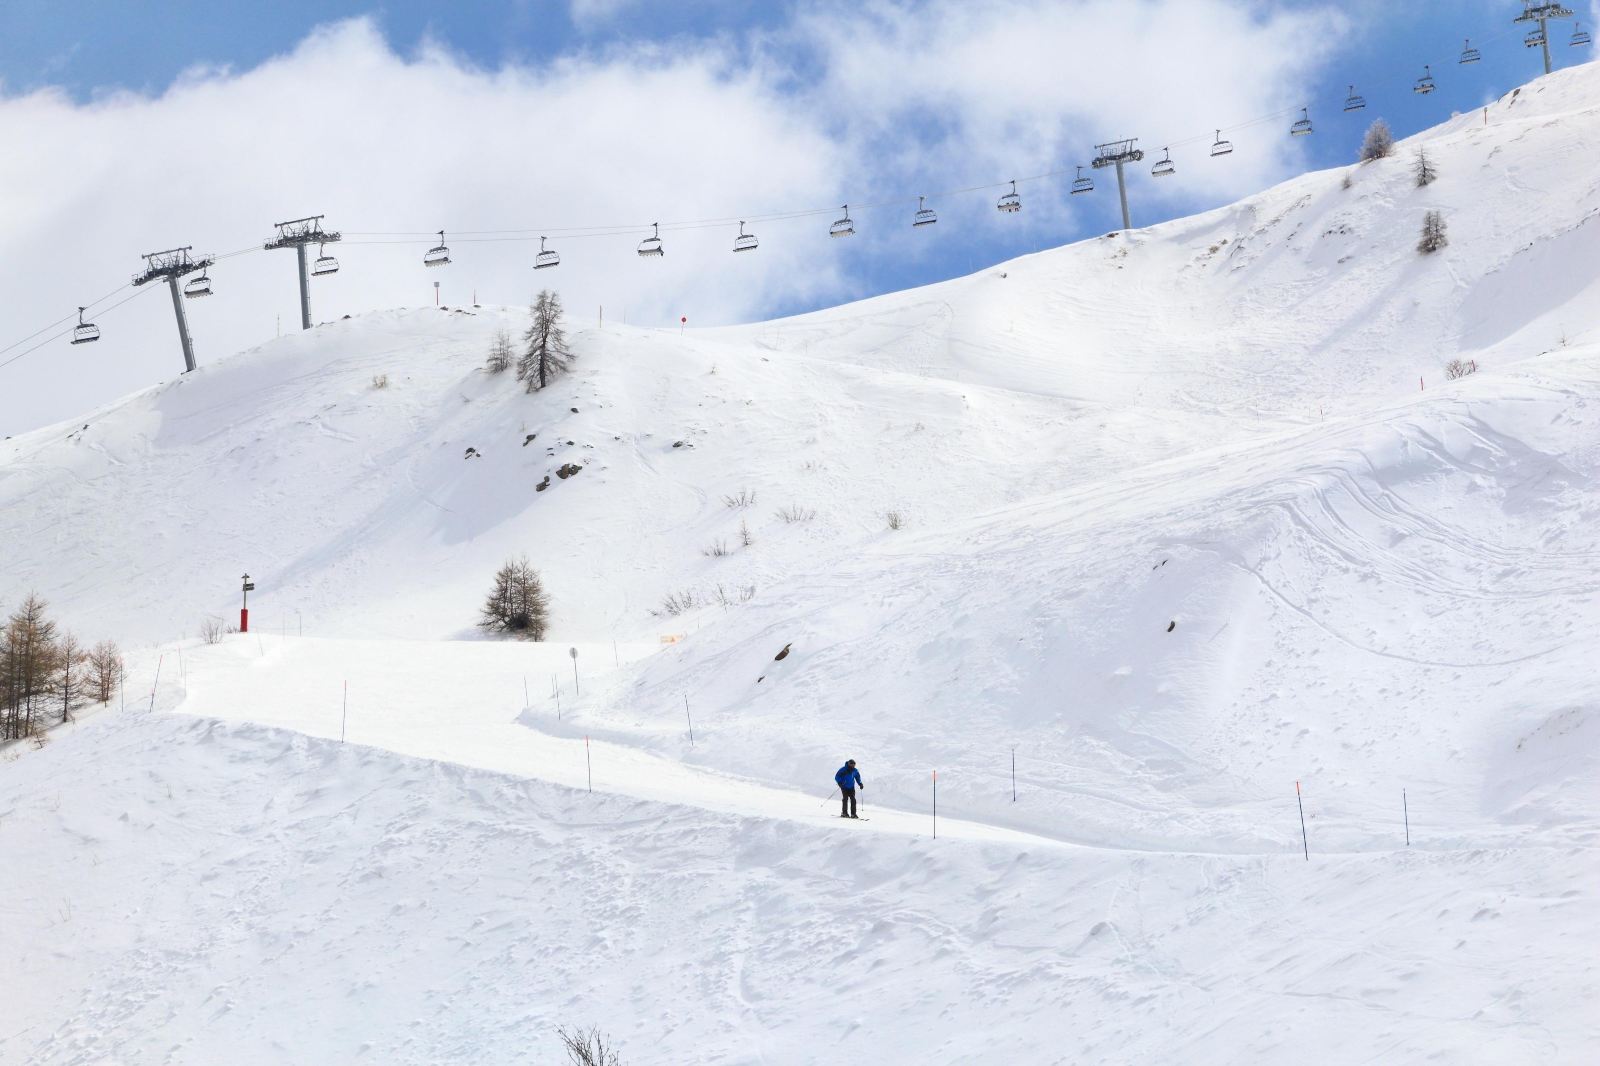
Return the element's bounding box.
[0,1,1594,433]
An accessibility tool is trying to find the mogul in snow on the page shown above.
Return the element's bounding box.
[835,759,863,818]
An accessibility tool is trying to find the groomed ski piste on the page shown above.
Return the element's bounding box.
[3,64,1599,1064]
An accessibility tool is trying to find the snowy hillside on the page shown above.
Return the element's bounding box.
[3,64,1599,1064]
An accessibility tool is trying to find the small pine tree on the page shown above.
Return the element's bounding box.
[87,640,122,704]
[1418,209,1448,254]
[479,555,552,639]
[486,329,514,374]
[56,632,84,724]
[1414,147,1437,188]
[517,290,572,393]
[1,593,60,740]
[1359,118,1395,162]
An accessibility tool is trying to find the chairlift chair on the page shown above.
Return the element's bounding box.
[1290,108,1314,136]
[829,205,855,238]
[1573,24,1592,47]
[1525,28,1547,48]
[1070,166,1094,194]
[1151,148,1175,178]
[183,271,213,298]
[70,306,100,345]
[1210,130,1234,157]
[913,196,937,227]
[1343,85,1366,111]
[1460,38,1482,63]
[996,180,1021,213]
[311,244,339,276]
[424,230,451,268]
[637,222,665,257]
[534,236,560,270]
[1414,65,1436,94]
[733,221,759,253]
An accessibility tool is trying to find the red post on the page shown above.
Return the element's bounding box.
[240,608,249,633]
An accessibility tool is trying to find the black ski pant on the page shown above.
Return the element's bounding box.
[840,788,857,817]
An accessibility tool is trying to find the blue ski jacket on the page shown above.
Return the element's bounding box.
[835,764,862,791]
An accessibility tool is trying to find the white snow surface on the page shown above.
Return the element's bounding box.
[3,65,1600,1063]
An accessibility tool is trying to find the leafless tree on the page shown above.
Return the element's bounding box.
[87,641,122,704]
[1418,210,1449,254]
[557,1026,624,1066]
[486,328,515,374]
[518,290,572,392]
[479,556,551,639]
[1413,147,1438,187]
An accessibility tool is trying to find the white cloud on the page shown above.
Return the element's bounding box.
[0,4,1349,434]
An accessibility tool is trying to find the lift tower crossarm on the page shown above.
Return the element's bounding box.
[132,246,213,373]
[264,215,342,331]
[1515,2,1575,74]
[1090,138,1145,231]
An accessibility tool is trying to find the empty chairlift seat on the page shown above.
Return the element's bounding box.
[1070,166,1094,194]
[311,245,339,276]
[534,236,560,270]
[912,196,937,227]
[1344,85,1366,111]
[733,222,758,253]
[829,205,855,238]
[424,231,451,268]
[1210,130,1234,157]
[1460,38,1481,63]
[1290,108,1314,136]
[183,272,212,298]
[637,222,665,257]
[70,307,100,345]
[1574,24,1592,46]
[1151,148,1175,178]
[996,180,1021,213]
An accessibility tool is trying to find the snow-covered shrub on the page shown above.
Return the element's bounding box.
[1359,118,1394,162]
[653,590,700,617]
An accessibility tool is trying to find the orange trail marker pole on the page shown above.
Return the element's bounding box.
[1296,780,1309,861]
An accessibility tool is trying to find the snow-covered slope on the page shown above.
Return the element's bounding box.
[3,64,1599,1064]
[4,67,1598,648]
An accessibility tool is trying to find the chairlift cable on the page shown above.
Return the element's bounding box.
[0,284,163,374]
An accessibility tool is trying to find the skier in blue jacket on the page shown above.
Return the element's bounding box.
[835,759,863,818]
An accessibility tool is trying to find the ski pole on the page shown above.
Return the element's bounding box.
[821,787,839,808]
[1296,780,1309,861]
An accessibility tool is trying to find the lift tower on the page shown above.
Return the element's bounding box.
[132,247,213,373]
[264,215,341,330]
[1091,139,1145,231]
[1516,2,1574,75]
